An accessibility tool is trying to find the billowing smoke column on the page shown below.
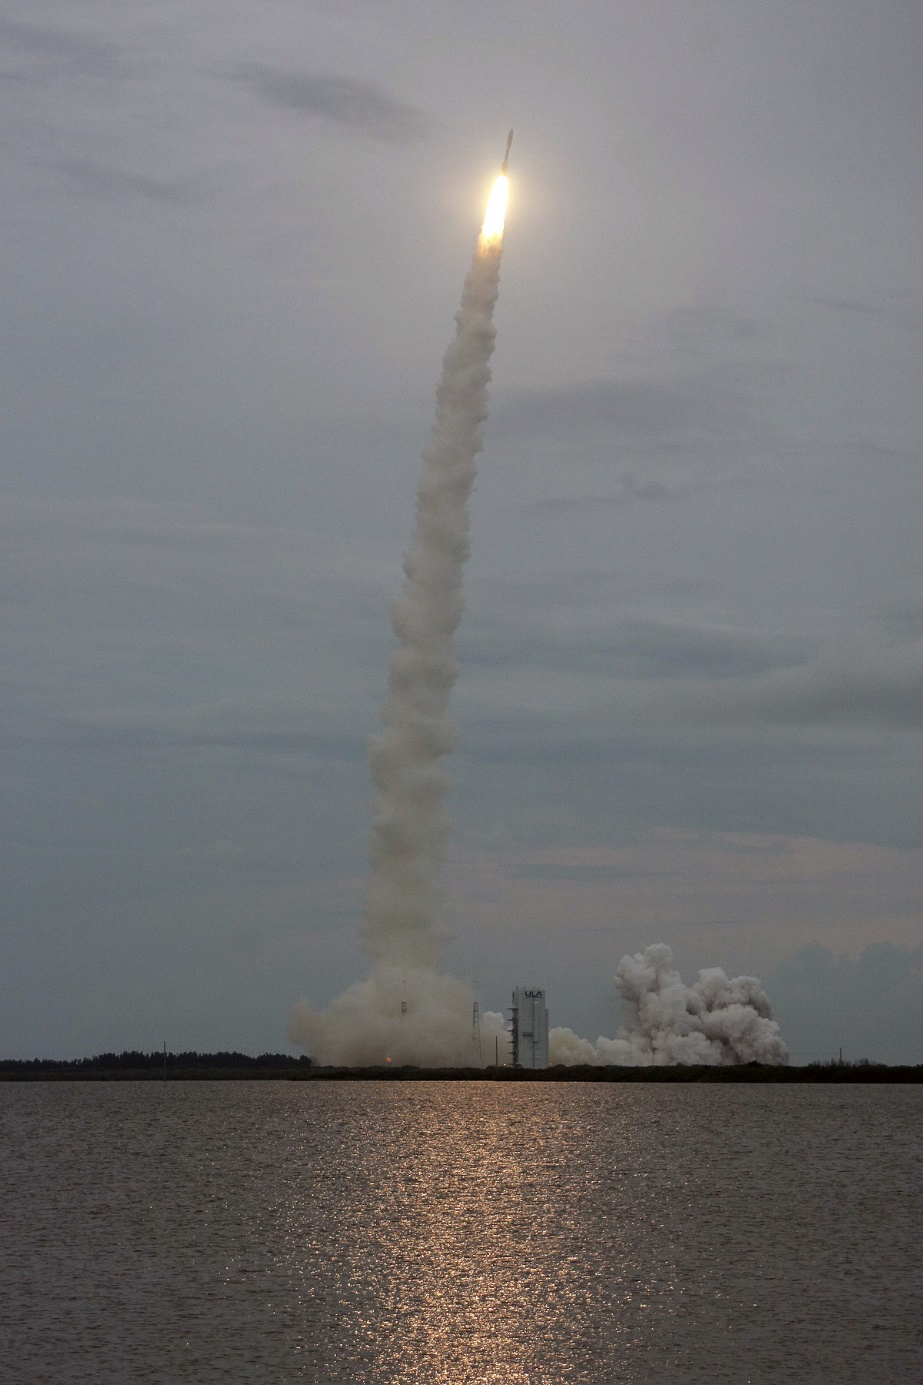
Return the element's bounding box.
[550,944,789,1065]
[362,204,504,973]
[288,166,510,1067]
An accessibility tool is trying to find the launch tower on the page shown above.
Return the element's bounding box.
[510,987,549,1069]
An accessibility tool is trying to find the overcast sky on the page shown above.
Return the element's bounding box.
[2,0,921,1063]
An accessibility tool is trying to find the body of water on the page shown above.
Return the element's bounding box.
[1,1081,920,1382]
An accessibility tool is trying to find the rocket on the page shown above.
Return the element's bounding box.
[500,129,513,175]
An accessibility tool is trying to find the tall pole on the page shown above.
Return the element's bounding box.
[471,1000,482,1067]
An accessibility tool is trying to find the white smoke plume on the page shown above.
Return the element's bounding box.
[362,236,502,972]
[290,967,507,1068]
[289,185,507,1065]
[549,944,789,1066]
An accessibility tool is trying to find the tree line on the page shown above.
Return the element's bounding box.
[0,1050,313,1075]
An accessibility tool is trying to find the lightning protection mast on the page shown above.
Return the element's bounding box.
[471,999,482,1066]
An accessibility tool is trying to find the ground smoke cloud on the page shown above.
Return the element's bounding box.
[550,944,789,1066]
[290,968,506,1068]
[289,214,505,1065]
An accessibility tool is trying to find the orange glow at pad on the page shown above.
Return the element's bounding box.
[480,175,508,242]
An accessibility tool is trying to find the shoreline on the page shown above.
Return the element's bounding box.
[2,1063,920,1083]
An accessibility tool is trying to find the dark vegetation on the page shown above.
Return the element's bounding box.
[0,1051,313,1081]
[1,1053,920,1081]
[289,1063,921,1082]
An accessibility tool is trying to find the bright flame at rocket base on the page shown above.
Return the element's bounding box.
[480,175,508,245]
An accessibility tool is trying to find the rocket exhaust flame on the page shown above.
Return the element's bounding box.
[480,176,508,244]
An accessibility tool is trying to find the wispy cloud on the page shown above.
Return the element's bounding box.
[877,603,923,640]
[701,660,923,729]
[234,66,429,143]
[0,18,125,78]
[520,471,700,514]
[464,615,809,681]
[62,722,364,761]
[50,157,200,204]
[452,833,923,975]
[493,377,734,444]
[799,293,892,317]
[772,941,923,1064]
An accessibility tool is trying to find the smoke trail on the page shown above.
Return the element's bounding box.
[362,229,503,971]
[289,180,507,1065]
[549,944,789,1065]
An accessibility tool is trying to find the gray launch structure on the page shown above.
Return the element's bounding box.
[510,987,549,1069]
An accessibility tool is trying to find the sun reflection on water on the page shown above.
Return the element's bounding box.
[274,1083,673,1382]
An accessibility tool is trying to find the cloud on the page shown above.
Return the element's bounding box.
[463,614,808,682]
[493,377,738,446]
[57,722,363,762]
[234,66,429,143]
[699,659,923,729]
[49,158,200,204]
[0,18,125,78]
[799,293,893,318]
[512,863,645,883]
[520,471,687,514]
[771,942,923,1064]
[878,603,923,640]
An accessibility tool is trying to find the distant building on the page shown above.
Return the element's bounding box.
[510,987,549,1069]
